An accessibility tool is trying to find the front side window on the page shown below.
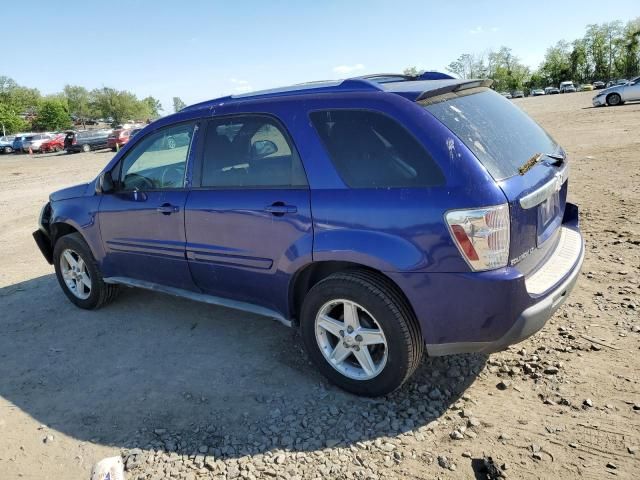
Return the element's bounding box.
[309,110,444,188]
[118,122,195,190]
[201,115,306,188]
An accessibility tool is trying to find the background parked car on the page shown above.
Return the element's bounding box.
[593,76,640,106]
[40,133,66,153]
[12,133,33,153]
[578,83,594,91]
[511,90,525,98]
[22,133,55,153]
[559,81,576,93]
[129,127,143,138]
[531,88,545,96]
[67,129,112,153]
[0,135,16,153]
[107,129,132,151]
[545,87,560,94]
[593,81,605,89]
[499,91,512,99]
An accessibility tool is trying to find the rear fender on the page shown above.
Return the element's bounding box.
[313,229,425,272]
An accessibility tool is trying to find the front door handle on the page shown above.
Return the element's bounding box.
[157,203,180,215]
[264,202,297,216]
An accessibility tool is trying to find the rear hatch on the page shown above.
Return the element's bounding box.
[422,87,567,276]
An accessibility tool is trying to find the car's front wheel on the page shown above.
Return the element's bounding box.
[53,232,119,309]
[300,270,423,396]
[3,146,12,154]
[607,93,622,106]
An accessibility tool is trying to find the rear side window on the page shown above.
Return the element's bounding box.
[422,88,558,180]
[310,110,444,188]
[201,115,307,188]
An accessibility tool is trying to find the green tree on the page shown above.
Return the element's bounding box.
[33,99,72,131]
[173,97,186,113]
[142,96,163,118]
[539,40,572,86]
[403,66,425,77]
[63,85,94,128]
[0,103,28,134]
[92,87,148,126]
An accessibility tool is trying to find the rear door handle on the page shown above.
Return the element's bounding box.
[157,203,180,215]
[264,202,297,215]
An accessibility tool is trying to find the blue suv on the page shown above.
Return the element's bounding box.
[33,73,584,396]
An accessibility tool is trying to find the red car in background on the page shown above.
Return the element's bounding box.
[40,134,65,153]
[107,129,131,151]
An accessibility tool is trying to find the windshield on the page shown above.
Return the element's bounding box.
[422,88,558,180]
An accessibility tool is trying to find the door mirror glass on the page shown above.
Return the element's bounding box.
[96,171,115,194]
[251,139,278,159]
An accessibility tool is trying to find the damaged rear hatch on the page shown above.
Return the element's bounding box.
[421,87,572,280]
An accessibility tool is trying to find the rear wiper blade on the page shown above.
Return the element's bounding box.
[518,152,565,175]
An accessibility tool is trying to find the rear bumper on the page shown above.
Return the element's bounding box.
[425,239,584,355]
[387,203,584,356]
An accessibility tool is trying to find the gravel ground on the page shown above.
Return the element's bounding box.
[0,91,638,479]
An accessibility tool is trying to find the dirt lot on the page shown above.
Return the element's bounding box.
[0,91,638,480]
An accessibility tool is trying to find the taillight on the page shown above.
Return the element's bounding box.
[72,138,76,145]
[445,204,510,271]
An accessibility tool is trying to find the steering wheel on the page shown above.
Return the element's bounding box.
[160,165,184,188]
[124,173,154,190]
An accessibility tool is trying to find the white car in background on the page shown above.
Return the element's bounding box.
[593,76,640,106]
[21,133,55,152]
[559,81,576,93]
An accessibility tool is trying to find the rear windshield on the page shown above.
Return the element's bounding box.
[422,88,558,180]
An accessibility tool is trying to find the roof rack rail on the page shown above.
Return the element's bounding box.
[182,78,383,112]
[359,72,454,84]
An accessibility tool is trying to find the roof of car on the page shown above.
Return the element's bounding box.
[181,73,490,112]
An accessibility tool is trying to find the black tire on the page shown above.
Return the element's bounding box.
[300,270,423,397]
[53,232,119,309]
[607,93,622,106]
[82,144,91,152]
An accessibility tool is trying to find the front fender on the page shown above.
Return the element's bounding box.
[50,196,105,263]
[313,229,426,272]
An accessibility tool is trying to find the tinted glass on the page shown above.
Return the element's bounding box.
[310,110,444,188]
[119,122,195,190]
[423,88,558,180]
[201,115,307,188]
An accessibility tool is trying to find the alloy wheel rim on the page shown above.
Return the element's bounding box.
[315,299,388,381]
[60,248,92,300]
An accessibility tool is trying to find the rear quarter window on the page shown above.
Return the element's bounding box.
[309,110,444,188]
[422,88,558,180]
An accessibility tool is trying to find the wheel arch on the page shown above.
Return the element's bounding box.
[606,92,623,105]
[288,261,420,331]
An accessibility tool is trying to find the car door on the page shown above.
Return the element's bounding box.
[185,114,312,313]
[624,77,640,101]
[98,121,199,290]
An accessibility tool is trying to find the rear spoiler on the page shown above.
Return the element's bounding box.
[416,79,494,101]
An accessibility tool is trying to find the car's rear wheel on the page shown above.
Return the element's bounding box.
[300,270,423,396]
[607,93,622,106]
[82,144,91,152]
[3,146,12,154]
[53,233,119,309]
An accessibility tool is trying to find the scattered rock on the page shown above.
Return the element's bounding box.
[496,380,511,390]
[583,398,594,408]
[450,430,464,440]
[606,462,617,470]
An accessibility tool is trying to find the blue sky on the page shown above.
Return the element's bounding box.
[4,1,638,113]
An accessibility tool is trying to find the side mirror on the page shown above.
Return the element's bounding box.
[96,171,115,194]
[251,140,277,159]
